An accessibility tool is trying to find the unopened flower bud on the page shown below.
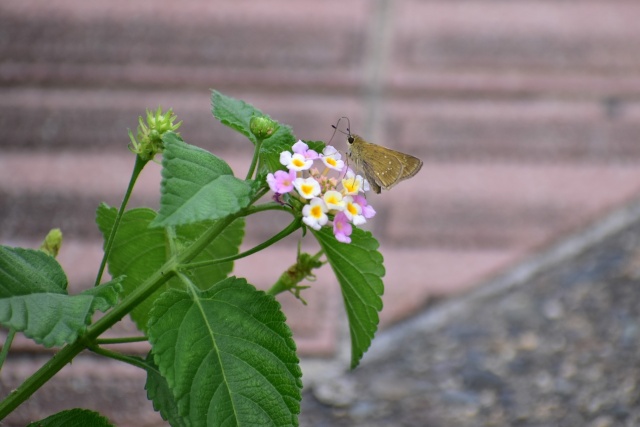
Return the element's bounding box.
[250,115,279,141]
[39,228,63,257]
[128,107,182,161]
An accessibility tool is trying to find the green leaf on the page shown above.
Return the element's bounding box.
[0,279,123,348]
[304,140,327,155]
[27,408,114,427]
[0,246,68,297]
[151,132,253,228]
[312,227,385,369]
[211,90,261,144]
[96,204,245,333]
[210,90,297,175]
[148,277,302,427]
[257,128,296,175]
[144,352,189,427]
[81,277,125,312]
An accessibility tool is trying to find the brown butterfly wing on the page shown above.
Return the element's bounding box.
[395,150,423,181]
[360,152,404,192]
[362,148,422,191]
[348,134,423,193]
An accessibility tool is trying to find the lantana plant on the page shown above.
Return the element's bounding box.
[0,91,385,426]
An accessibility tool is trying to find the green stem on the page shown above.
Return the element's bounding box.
[245,138,263,180]
[95,336,148,345]
[183,201,298,270]
[184,217,302,271]
[266,277,289,297]
[0,209,244,419]
[310,249,325,262]
[250,186,269,205]
[0,328,16,373]
[94,155,148,287]
[88,345,148,371]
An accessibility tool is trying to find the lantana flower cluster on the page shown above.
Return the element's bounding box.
[266,140,376,243]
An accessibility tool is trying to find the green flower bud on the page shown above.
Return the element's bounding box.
[39,228,63,257]
[128,107,182,161]
[250,115,279,141]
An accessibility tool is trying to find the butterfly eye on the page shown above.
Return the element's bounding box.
[347,136,355,144]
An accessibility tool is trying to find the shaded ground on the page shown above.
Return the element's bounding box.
[300,216,640,427]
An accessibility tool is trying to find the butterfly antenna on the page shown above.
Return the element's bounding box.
[328,119,341,145]
[341,116,351,137]
[331,116,352,139]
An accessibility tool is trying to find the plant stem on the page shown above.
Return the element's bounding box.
[88,346,148,371]
[250,186,269,205]
[95,336,148,345]
[245,138,263,180]
[184,217,302,270]
[94,155,148,287]
[182,201,298,270]
[0,328,16,373]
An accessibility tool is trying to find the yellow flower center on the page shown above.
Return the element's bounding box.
[292,158,305,168]
[347,203,358,216]
[301,184,314,195]
[311,205,323,218]
[326,157,337,167]
[343,179,359,193]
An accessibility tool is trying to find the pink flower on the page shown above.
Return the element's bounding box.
[266,169,296,194]
[333,212,353,243]
[343,196,366,225]
[353,195,376,219]
[292,140,319,160]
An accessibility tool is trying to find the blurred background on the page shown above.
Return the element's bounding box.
[2,0,640,425]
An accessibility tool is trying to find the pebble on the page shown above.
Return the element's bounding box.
[312,376,357,408]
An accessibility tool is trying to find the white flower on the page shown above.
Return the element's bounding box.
[293,177,321,199]
[302,198,328,230]
[320,146,345,171]
[323,190,345,211]
[343,196,366,225]
[341,171,366,195]
[280,151,313,171]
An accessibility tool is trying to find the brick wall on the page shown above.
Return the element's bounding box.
[2,1,640,425]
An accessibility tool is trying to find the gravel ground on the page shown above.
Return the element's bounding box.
[300,215,640,426]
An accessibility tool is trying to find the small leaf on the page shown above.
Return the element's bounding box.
[144,352,189,427]
[211,90,260,144]
[313,227,385,369]
[0,279,123,348]
[27,408,114,427]
[151,132,253,227]
[210,90,297,175]
[148,277,302,427]
[96,204,245,333]
[304,140,327,155]
[257,128,297,175]
[0,245,68,297]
